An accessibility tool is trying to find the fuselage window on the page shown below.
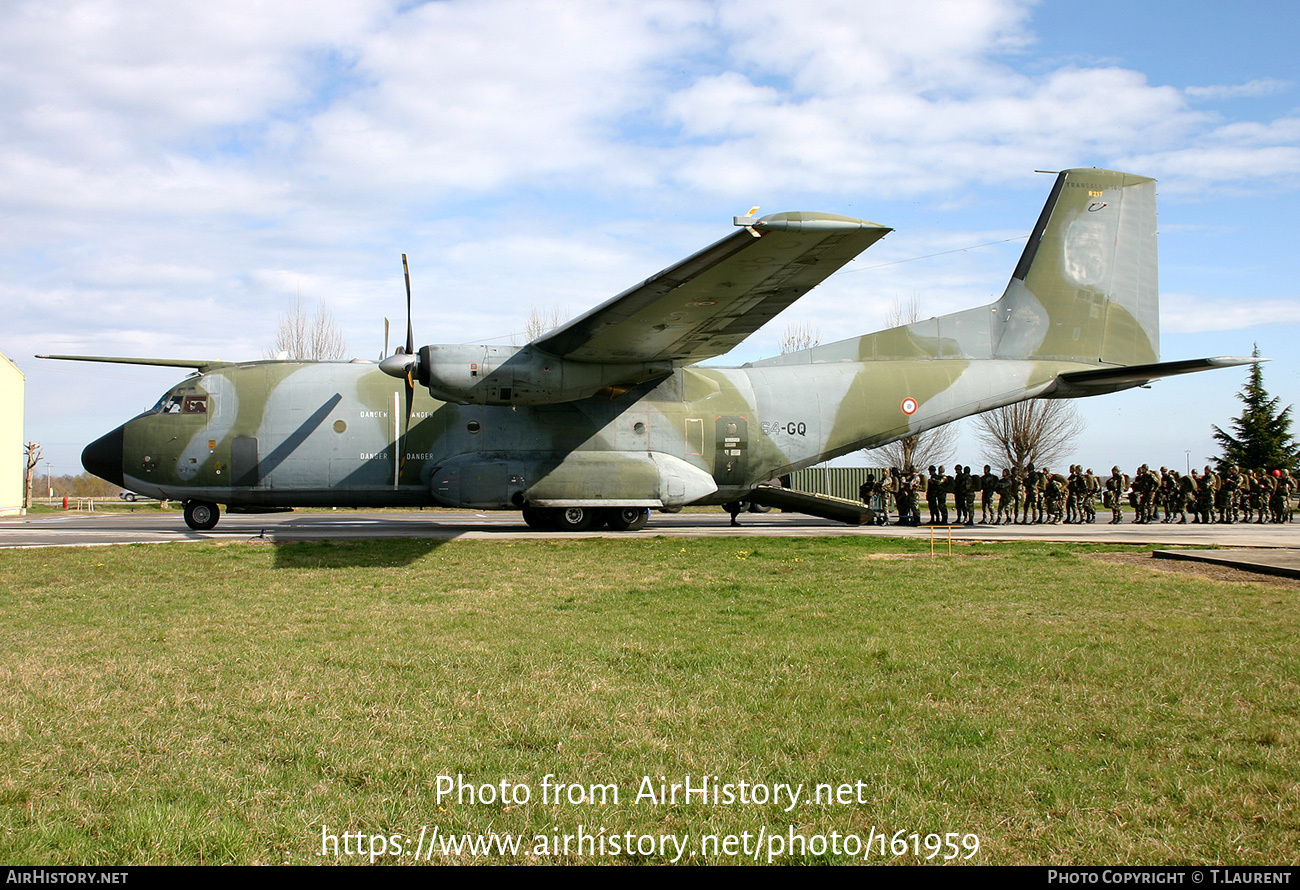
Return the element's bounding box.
[182,396,208,415]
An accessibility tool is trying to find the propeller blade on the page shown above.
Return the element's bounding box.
[397,255,417,477]
[382,317,390,361]
[402,254,414,356]
[380,255,420,382]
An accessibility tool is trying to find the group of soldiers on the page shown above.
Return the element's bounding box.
[858,463,1298,527]
[1106,464,1297,526]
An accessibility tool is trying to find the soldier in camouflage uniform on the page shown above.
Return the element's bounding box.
[890,467,909,524]
[1217,466,1240,524]
[1175,469,1194,524]
[1247,470,1266,523]
[951,467,972,524]
[995,468,1016,524]
[1082,468,1099,523]
[1021,463,1041,524]
[1269,470,1293,523]
[1043,468,1065,524]
[909,467,927,526]
[926,466,942,524]
[935,466,952,524]
[1192,467,1216,524]
[1132,465,1158,524]
[980,464,999,524]
[1065,465,1084,523]
[1158,467,1177,523]
[876,469,895,524]
[960,465,978,526]
[1105,466,1129,524]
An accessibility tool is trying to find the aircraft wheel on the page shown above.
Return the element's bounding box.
[184,500,220,531]
[521,507,552,530]
[549,507,595,532]
[606,507,650,532]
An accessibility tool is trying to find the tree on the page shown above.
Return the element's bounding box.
[511,305,569,347]
[1212,346,1300,471]
[49,472,121,498]
[778,320,821,354]
[266,295,348,360]
[864,422,959,473]
[973,399,1084,470]
[525,305,567,342]
[23,442,41,509]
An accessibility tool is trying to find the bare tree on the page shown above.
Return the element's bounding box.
[864,422,959,473]
[23,442,41,509]
[266,295,348,360]
[884,294,921,330]
[778,320,821,354]
[523,305,568,343]
[862,295,959,471]
[973,399,1084,470]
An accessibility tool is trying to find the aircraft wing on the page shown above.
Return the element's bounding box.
[532,212,891,364]
[37,355,226,372]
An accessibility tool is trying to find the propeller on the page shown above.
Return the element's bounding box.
[379,254,420,479]
[379,255,420,382]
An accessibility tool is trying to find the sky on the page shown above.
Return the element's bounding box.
[4,0,1298,480]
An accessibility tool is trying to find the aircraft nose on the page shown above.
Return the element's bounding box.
[82,425,126,488]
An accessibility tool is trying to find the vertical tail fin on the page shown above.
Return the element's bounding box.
[748,167,1161,370]
[994,168,1159,366]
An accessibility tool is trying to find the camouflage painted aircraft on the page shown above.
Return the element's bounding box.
[46,168,1252,531]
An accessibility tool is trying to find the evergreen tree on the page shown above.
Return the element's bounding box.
[1212,346,1300,472]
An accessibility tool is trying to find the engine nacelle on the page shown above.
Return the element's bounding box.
[417,344,670,406]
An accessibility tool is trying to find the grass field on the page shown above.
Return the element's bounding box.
[1,536,1296,865]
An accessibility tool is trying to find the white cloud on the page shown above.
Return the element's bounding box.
[1161,292,1300,334]
[0,0,385,148]
[300,0,710,196]
[1186,79,1292,100]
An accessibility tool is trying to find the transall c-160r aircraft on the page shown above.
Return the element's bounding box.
[46,168,1252,531]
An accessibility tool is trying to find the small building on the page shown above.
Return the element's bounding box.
[0,352,23,515]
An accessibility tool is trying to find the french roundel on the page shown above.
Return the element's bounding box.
[900,397,918,415]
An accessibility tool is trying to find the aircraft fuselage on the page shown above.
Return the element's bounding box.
[85,353,1096,517]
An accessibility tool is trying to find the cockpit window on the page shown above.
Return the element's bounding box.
[152,394,183,414]
[150,391,206,415]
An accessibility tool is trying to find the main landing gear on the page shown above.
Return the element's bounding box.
[521,506,650,532]
[183,499,220,531]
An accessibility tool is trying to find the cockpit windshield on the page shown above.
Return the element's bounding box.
[150,390,208,416]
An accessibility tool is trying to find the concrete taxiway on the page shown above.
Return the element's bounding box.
[3,509,1298,563]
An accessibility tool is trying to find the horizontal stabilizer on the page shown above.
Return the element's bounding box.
[1046,356,1261,396]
